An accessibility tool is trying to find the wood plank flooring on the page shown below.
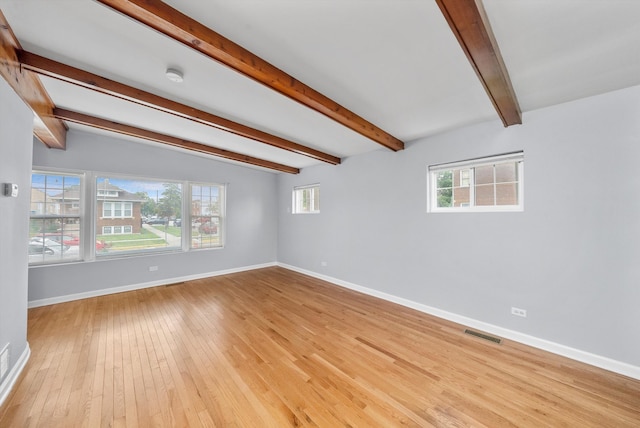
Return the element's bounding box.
[1,266,639,427]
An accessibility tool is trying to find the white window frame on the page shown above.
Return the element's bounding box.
[102,225,133,235]
[29,170,231,264]
[189,182,226,250]
[29,169,85,265]
[96,174,183,258]
[292,184,320,214]
[460,169,471,187]
[428,152,524,213]
[102,201,133,218]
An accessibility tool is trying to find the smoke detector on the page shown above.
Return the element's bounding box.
[165,68,184,83]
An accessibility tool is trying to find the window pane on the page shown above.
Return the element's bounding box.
[452,186,470,207]
[29,171,83,264]
[474,165,494,185]
[302,188,311,212]
[496,183,518,205]
[437,189,453,207]
[97,177,182,256]
[293,185,320,214]
[495,162,518,183]
[436,171,453,190]
[475,184,495,206]
[191,183,224,249]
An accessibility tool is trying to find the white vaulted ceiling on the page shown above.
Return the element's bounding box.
[1,0,639,172]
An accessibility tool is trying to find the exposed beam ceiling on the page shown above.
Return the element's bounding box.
[0,10,66,149]
[3,1,637,173]
[54,108,299,174]
[95,0,405,152]
[436,0,521,127]
[19,51,340,165]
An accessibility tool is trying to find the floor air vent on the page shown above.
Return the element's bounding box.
[464,329,502,344]
[165,282,185,287]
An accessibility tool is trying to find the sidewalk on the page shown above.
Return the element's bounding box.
[142,223,182,247]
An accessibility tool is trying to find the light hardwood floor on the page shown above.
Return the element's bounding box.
[1,267,639,427]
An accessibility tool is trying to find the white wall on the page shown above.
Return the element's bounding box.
[10,80,640,380]
[0,78,33,402]
[277,85,640,370]
[29,130,279,303]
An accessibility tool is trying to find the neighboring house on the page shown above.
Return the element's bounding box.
[29,188,57,215]
[38,186,81,236]
[191,197,219,217]
[95,179,144,235]
[448,166,518,208]
[49,186,81,217]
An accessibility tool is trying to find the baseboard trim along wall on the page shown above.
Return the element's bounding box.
[0,344,30,408]
[277,263,640,381]
[28,262,278,309]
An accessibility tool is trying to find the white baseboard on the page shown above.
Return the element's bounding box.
[277,263,640,381]
[28,262,277,308]
[0,343,30,408]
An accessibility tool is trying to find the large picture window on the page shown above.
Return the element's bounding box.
[29,171,226,264]
[29,171,84,265]
[190,183,225,249]
[428,152,524,212]
[96,177,182,256]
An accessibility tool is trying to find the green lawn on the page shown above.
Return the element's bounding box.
[164,226,182,237]
[99,229,166,250]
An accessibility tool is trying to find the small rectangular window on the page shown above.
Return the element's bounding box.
[428,152,523,212]
[292,184,320,214]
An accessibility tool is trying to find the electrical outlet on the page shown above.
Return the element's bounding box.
[320,261,328,267]
[511,307,527,318]
[149,266,158,272]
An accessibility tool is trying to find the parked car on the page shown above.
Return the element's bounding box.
[41,233,75,245]
[199,221,218,235]
[146,217,168,225]
[173,218,181,227]
[30,237,68,253]
[34,233,108,251]
[28,238,69,263]
[29,242,57,256]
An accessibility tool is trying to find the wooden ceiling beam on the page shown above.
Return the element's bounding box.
[19,51,340,165]
[436,0,522,126]
[54,108,299,174]
[0,10,66,149]
[95,0,404,152]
